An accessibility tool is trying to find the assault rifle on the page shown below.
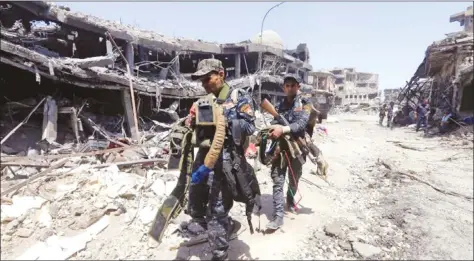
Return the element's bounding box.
[259,98,321,165]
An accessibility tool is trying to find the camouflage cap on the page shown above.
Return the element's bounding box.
[191,58,224,80]
[283,74,302,84]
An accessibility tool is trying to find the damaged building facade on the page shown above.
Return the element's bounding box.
[398,5,473,118]
[383,88,401,103]
[308,70,336,92]
[330,67,379,106]
[0,1,312,157]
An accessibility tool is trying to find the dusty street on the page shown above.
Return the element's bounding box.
[1,113,473,260]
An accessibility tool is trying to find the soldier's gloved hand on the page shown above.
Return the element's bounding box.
[191,165,212,184]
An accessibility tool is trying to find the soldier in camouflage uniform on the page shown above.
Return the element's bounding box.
[266,75,311,230]
[186,59,257,261]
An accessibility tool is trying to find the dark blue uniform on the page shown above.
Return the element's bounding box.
[416,103,429,132]
[268,94,311,227]
[187,84,255,260]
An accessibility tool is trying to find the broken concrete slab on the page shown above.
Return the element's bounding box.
[63,55,115,69]
[15,215,110,260]
[16,228,34,238]
[324,221,345,238]
[351,242,382,258]
[150,179,166,197]
[1,196,47,222]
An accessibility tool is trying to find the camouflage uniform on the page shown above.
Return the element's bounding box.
[268,86,311,229]
[186,59,256,260]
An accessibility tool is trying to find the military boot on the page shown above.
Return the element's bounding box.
[186,217,207,235]
[266,216,284,230]
[211,250,229,261]
[227,218,242,236]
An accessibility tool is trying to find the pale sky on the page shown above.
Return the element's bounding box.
[58,1,471,90]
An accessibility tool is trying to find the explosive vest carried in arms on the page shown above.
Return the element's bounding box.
[192,83,262,234]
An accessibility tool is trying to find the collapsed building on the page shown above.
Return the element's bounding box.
[397,5,473,118]
[330,67,380,106]
[0,1,312,157]
[383,88,401,103]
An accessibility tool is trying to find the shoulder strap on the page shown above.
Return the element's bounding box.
[216,83,232,104]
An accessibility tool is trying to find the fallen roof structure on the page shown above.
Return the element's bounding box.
[0,1,313,148]
[397,30,473,114]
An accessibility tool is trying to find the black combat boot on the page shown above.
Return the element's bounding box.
[186,217,207,235]
[211,250,229,261]
[227,218,242,236]
[266,215,284,230]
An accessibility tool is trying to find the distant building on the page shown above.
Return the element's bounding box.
[330,67,379,106]
[450,6,473,33]
[308,70,336,92]
[383,88,401,103]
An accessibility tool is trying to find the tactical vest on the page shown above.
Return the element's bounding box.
[192,83,229,148]
[192,83,249,150]
[193,83,261,234]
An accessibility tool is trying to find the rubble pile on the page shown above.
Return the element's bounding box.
[0,160,183,260]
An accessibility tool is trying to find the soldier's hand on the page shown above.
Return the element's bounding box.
[269,126,283,139]
[191,165,212,184]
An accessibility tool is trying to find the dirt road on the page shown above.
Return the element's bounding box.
[2,113,473,260]
[155,113,473,260]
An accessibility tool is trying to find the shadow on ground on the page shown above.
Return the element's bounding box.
[257,193,314,221]
[174,237,255,260]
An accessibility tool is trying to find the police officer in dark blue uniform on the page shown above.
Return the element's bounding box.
[266,74,311,230]
[186,58,258,261]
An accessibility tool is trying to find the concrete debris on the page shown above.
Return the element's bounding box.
[351,242,382,258]
[324,221,344,238]
[1,2,472,261]
[1,196,47,222]
[15,215,110,260]
[395,21,473,133]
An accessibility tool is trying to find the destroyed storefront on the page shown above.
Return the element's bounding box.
[0,1,220,162]
[397,30,473,118]
[0,1,312,163]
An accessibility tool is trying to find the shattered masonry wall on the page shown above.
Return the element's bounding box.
[399,8,473,115]
[330,68,380,105]
[0,0,314,143]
